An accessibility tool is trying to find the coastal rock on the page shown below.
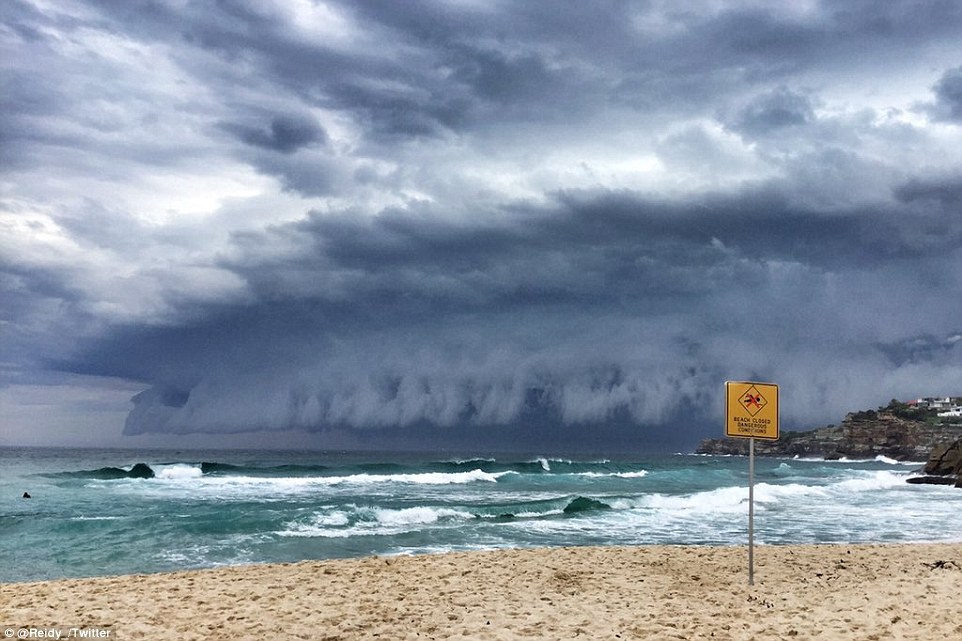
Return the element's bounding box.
[905,475,957,486]
[695,410,962,462]
[922,440,962,476]
[919,439,962,488]
[127,463,156,479]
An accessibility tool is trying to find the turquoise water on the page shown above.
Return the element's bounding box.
[2,447,960,582]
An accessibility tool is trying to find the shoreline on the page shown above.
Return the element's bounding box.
[4,542,962,640]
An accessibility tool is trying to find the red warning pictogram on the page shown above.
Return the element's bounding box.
[740,386,767,416]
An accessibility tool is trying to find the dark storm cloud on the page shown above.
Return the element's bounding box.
[894,175,962,206]
[4,1,962,448]
[215,187,885,312]
[725,86,816,136]
[145,1,481,140]
[933,65,962,121]
[222,113,328,153]
[219,112,344,195]
[875,333,962,368]
[56,182,962,441]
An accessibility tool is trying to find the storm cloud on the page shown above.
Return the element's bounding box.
[2,1,962,449]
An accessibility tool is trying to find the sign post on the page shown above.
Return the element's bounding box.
[725,381,779,586]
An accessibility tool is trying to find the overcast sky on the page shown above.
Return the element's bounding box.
[2,0,961,452]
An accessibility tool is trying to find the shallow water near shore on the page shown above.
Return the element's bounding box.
[2,446,959,582]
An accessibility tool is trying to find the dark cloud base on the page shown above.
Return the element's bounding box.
[53,184,962,449]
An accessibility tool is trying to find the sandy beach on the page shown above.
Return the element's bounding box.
[2,543,961,640]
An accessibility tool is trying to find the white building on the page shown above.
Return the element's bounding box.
[937,406,962,418]
[913,396,956,410]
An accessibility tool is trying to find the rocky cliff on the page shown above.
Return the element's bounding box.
[695,410,962,461]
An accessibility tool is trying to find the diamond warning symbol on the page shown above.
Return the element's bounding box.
[725,381,779,440]
[740,386,767,416]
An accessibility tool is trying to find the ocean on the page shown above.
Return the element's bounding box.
[2,447,960,583]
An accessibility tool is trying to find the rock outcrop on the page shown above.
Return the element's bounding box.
[906,439,962,487]
[696,410,962,462]
[126,462,156,479]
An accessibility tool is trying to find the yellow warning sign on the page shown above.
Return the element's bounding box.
[725,381,779,440]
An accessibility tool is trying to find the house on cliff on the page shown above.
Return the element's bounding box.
[908,396,958,410]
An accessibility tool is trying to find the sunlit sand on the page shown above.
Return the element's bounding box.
[4,543,962,640]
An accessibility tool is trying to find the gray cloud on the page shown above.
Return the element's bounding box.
[894,175,962,206]
[53,184,962,445]
[222,113,328,153]
[725,86,816,136]
[933,65,962,121]
[4,0,962,449]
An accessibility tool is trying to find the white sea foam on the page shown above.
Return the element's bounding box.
[630,479,835,516]
[635,486,749,513]
[772,462,796,477]
[311,511,351,527]
[153,464,204,480]
[277,505,472,538]
[576,470,648,478]
[872,455,925,466]
[753,482,830,503]
[317,469,507,486]
[615,471,649,478]
[151,468,506,491]
[512,508,566,518]
[790,456,914,464]
[277,510,356,537]
[638,474,904,513]
[278,524,355,538]
[831,470,910,492]
[371,506,472,526]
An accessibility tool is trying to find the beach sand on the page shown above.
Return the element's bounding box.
[2,543,961,640]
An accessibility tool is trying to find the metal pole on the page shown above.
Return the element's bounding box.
[748,437,755,586]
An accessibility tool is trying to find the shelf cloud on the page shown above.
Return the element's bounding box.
[3,1,961,448]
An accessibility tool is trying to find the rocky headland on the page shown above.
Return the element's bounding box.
[696,406,962,463]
